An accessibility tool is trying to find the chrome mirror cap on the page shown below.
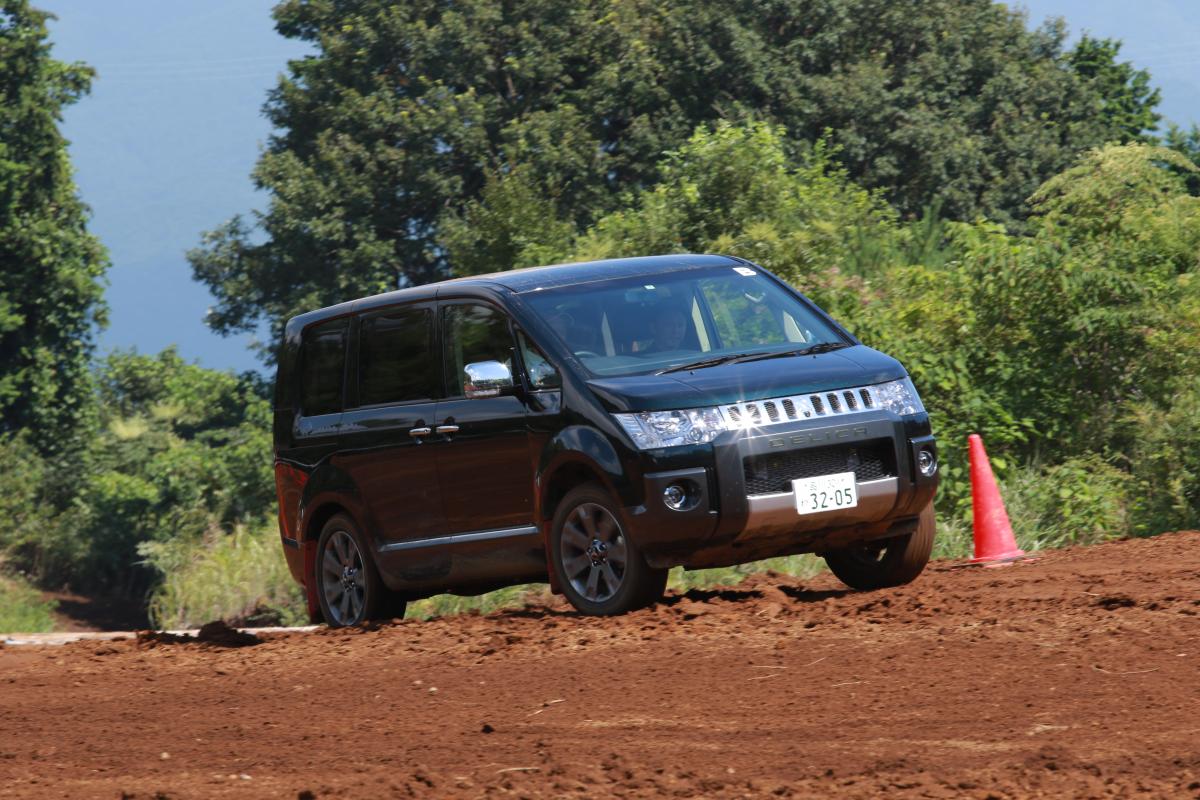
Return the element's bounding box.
[464,360,513,399]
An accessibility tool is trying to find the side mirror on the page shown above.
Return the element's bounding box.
[464,360,513,399]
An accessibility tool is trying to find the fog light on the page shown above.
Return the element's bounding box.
[917,448,937,477]
[663,484,687,510]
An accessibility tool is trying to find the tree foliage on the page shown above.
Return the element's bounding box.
[190,0,1158,350]
[0,1,108,451]
[1163,122,1200,195]
[530,126,1200,535]
[1067,35,1160,142]
[0,350,273,595]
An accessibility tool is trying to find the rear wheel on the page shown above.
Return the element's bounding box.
[315,514,406,626]
[551,484,668,615]
[824,501,936,590]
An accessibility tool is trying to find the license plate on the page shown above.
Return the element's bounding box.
[793,472,858,515]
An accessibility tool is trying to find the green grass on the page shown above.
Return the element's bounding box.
[0,573,57,633]
[141,522,307,629]
[668,553,827,591]
[405,583,556,620]
[932,456,1133,561]
[931,511,974,559]
[405,554,828,621]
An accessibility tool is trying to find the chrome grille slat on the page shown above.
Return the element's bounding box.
[720,384,883,428]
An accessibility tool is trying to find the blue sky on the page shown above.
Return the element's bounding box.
[1019,0,1200,128]
[45,1,309,373]
[42,1,1200,374]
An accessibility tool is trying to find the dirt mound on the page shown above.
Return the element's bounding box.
[195,620,261,647]
[134,620,261,649]
[2,532,1198,798]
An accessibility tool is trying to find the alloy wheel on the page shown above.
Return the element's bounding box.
[560,502,628,603]
[321,529,366,626]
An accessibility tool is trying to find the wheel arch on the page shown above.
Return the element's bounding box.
[302,500,352,543]
[296,497,369,624]
[536,453,620,594]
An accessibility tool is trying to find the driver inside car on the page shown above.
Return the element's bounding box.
[640,306,689,354]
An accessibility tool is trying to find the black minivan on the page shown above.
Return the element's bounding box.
[274,254,938,625]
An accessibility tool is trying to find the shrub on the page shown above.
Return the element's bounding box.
[0,573,57,633]
[140,522,306,629]
[993,456,1131,551]
[1125,386,1200,535]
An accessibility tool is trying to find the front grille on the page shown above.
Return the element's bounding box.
[742,442,895,496]
[722,384,878,428]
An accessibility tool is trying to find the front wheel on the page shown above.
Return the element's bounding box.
[551,484,668,615]
[315,514,406,627]
[824,501,936,591]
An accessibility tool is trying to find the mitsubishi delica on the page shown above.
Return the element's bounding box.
[273,254,939,624]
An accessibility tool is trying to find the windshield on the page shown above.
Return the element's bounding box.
[521,264,847,377]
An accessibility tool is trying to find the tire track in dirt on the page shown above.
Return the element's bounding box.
[1,532,1198,798]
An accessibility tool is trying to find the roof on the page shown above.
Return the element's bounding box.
[446,253,741,293]
[286,254,744,335]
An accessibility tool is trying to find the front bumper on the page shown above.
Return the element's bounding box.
[626,410,938,569]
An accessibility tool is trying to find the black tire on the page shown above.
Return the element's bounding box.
[315,514,406,626]
[551,484,668,615]
[824,501,936,591]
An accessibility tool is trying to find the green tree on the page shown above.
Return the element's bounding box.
[440,164,575,277]
[1067,35,1160,142]
[564,121,898,317]
[191,0,1155,352]
[1163,122,1200,194]
[0,1,108,451]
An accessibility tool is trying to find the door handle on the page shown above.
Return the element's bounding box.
[409,427,432,438]
[435,425,460,435]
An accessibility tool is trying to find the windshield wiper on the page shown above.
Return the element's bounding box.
[656,342,850,374]
[656,352,773,375]
[728,341,851,364]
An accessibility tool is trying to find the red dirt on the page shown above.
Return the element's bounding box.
[3,532,1199,799]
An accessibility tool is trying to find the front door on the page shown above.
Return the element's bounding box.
[434,301,536,533]
[335,303,447,584]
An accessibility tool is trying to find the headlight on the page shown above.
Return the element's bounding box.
[873,377,925,416]
[614,408,729,449]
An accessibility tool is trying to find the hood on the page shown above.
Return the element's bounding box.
[585,345,906,412]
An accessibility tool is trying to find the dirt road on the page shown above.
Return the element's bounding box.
[2,532,1198,799]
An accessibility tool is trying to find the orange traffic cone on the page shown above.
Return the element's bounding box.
[967,433,1027,565]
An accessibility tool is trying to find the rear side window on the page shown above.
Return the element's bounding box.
[443,303,515,397]
[299,318,348,416]
[358,307,437,406]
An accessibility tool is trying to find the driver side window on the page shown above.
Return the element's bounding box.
[442,303,516,397]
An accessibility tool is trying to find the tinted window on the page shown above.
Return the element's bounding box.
[300,318,348,416]
[359,307,437,406]
[443,304,515,397]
